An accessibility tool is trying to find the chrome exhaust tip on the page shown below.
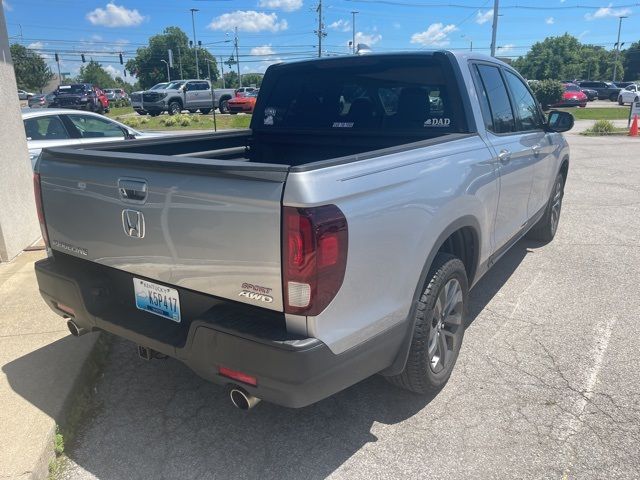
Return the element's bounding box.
[230,387,261,410]
[66,319,87,337]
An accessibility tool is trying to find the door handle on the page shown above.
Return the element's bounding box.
[497,149,511,165]
[118,179,147,202]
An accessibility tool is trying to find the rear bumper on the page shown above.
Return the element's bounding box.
[35,254,405,408]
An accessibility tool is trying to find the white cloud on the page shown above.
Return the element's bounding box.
[578,30,590,39]
[410,23,457,47]
[476,9,493,25]
[208,10,287,32]
[257,0,302,12]
[354,31,382,46]
[91,34,103,41]
[2,0,12,11]
[250,44,275,56]
[545,16,554,24]
[329,19,351,32]
[585,4,632,20]
[86,3,146,27]
[497,44,515,53]
[27,41,44,50]
[392,22,401,29]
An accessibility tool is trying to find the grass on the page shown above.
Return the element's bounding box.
[557,106,630,120]
[114,111,252,131]
[106,106,134,118]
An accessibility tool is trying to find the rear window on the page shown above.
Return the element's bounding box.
[565,84,580,92]
[57,84,90,94]
[256,56,465,133]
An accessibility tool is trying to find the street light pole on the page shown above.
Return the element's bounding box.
[190,8,200,79]
[490,0,499,57]
[612,15,627,83]
[234,27,241,88]
[351,11,358,54]
[161,59,170,81]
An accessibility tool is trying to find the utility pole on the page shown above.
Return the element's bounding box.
[612,15,627,82]
[351,11,358,54]
[316,0,326,57]
[177,45,183,79]
[234,27,241,88]
[190,8,200,79]
[220,56,226,88]
[490,0,499,57]
[55,52,61,85]
[161,59,170,81]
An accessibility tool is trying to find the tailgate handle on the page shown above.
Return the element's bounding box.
[118,179,147,202]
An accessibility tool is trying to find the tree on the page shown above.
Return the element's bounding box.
[10,43,55,92]
[125,27,218,89]
[512,34,620,81]
[241,73,264,88]
[77,60,116,88]
[622,41,640,81]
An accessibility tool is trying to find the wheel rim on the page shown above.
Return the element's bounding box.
[550,178,563,234]
[170,104,179,114]
[428,278,464,374]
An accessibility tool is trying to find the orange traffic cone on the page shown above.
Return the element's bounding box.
[630,114,639,137]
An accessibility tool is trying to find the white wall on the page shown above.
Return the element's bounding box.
[0,7,40,262]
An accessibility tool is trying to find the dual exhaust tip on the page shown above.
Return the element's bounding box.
[66,319,87,337]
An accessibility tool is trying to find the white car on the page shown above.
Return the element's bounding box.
[22,108,163,168]
[618,84,640,105]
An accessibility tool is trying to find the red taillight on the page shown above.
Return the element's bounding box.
[282,205,348,316]
[33,173,50,247]
[218,366,257,386]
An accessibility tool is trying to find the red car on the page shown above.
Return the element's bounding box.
[95,87,110,112]
[227,91,258,114]
[551,83,587,108]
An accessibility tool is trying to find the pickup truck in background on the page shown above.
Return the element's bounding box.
[33,51,574,410]
[130,79,235,116]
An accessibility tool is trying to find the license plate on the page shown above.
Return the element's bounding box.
[133,278,181,323]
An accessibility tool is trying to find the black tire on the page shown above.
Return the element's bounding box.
[95,103,104,115]
[136,110,148,116]
[188,109,198,114]
[219,99,230,114]
[609,93,618,102]
[168,101,181,115]
[527,172,565,243]
[230,111,238,115]
[387,253,468,395]
[148,111,161,117]
[618,96,624,106]
[200,108,211,115]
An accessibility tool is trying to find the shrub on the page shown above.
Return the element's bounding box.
[586,119,615,134]
[529,79,564,109]
[177,114,192,127]
[161,116,177,127]
[123,118,140,128]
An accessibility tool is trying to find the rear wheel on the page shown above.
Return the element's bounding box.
[609,93,618,102]
[148,111,161,117]
[200,108,211,115]
[136,110,148,116]
[386,253,468,395]
[219,99,230,114]
[527,172,564,243]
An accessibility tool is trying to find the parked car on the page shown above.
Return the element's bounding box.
[614,81,636,89]
[104,88,129,102]
[33,51,573,410]
[551,83,588,108]
[28,92,56,108]
[48,84,110,114]
[18,89,34,100]
[580,87,598,101]
[227,91,258,114]
[135,79,235,116]
[617,84,640,105]
[22,108,162,168]
[577,81,621,101]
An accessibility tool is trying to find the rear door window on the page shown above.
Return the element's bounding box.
[475,64,515,134]
[24,116,70,141]
[503,70,543,131]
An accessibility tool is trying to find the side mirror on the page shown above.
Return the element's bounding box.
[181,84,188,92]
[547,110,574,133]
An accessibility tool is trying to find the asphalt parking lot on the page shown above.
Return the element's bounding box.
[57,133,640,480]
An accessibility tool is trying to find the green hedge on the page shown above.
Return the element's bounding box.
[529,80,564,109]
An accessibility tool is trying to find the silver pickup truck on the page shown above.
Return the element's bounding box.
[33,51,573,410]
[130,79,236,116]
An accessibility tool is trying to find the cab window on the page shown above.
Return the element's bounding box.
[66,114,125,138]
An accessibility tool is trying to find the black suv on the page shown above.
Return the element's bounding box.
[577,81,621,101]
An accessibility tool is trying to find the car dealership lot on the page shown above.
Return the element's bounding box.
[57,133,640,480]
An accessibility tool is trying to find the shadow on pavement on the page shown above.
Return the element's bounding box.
[2,241,535,480]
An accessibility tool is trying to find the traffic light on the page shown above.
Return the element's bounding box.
[55,53,59,62]
[119,53,123,65]
[81,54,86,63]
[123,69,127,77]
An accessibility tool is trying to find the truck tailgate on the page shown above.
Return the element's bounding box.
[38,148,288,311]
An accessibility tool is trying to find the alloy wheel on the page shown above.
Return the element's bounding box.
[428,278,464,374]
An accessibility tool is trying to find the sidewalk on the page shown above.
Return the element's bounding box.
[0,251,99,479]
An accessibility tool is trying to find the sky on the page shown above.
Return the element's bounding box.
[3,0,639,83]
